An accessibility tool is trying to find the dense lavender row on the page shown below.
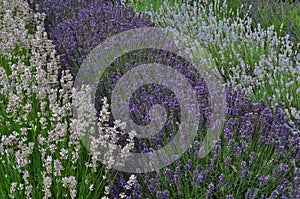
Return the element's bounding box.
[28,0,155,77]
[95,48,211,154]
[109,87,300,198]
[0,1,136,198]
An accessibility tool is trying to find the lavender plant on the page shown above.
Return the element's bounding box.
[29,0,155,77]
[126,0,300,47]
[128,0,300,125]
[110,87,300,198]
[0,1,136,198]
[226,0,300,46]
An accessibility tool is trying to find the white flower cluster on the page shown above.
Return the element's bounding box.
[72,86,136,172]
[61,176,77,199]
[125,174,137,190]
[106,174,137,199]
[146,0,299,127]
[0,0,137,198]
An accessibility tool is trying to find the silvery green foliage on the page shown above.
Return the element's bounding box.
[144,0,299,123]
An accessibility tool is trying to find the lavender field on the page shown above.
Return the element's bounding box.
[0,0,299,198]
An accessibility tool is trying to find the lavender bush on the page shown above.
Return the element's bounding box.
[0,1,136,198]
[29,0,155,77]
[126,0,300,47]
[226,0,300,45]
[110,87,300,198]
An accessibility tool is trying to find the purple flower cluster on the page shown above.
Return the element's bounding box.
[29,0,156,77]
[110,86,299,198]
[95,48,210,154]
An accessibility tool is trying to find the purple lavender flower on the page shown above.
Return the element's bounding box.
[245,189,252,199]
[294,177,300,187]
[249,151,256,165]
[272,164,290,179]
[156,190,170,199]
[163,167,172,184]
[205,183,214,199]
[234,145,242,158]
[278,184,287,192]
[226,183,231,190]
[148,178,158,194]
[224,119,234,140]
[193,170,205,189]
[240,161,248,179]
[184,159,193,172]
[216,174,225,193]
[227,139,234,152]
[173,174,180,190]
[219,174,225,183]
[259,194,265,199]
[184,159,193,179]
[225,156,232,168]
[258,175,268,187]
[226,195,234,199]
[213,139,222,160]
[121,87,299,197]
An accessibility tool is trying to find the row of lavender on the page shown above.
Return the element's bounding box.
[0,0,299,198]
[0,0,136,198]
